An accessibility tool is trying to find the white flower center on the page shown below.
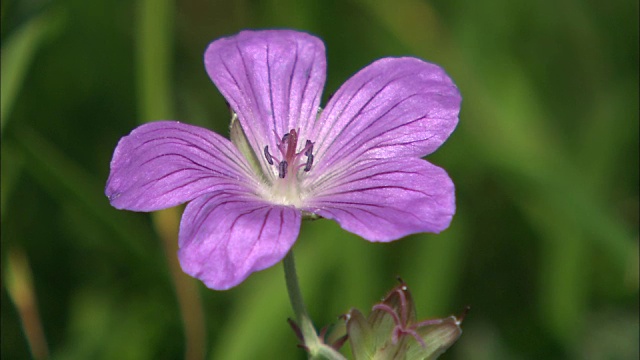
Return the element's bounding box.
[263,129,314,207]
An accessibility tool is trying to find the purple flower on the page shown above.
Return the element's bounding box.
[105,30,461,290]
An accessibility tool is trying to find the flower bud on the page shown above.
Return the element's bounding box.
[345,279,465,360]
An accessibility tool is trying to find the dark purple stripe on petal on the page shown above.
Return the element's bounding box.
[285,43,299,132]
[178,193,301,290]
[311,199,425,223]
[204,30,327,181]
[132,126,255,176]
[308,57,460,178]
[304,158,455,242]
[105,121,261,212]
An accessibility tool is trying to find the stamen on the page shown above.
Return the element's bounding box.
[278,161,288,179]
[265,129,314,180]
[304,140,314,156]
[264,146,274,165]
[304,153,313,172]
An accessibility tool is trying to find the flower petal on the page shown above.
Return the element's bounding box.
[303,158,454,241]
[178,191,301,290]
[105,121,259,211]
[205,30,326,180]
[310,57,460,175]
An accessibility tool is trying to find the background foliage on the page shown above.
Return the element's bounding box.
[2,0,638,359]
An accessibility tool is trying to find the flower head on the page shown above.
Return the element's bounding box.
[105,30,461,290]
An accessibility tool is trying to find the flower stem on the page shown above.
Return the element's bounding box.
[283,250,346,360]
[283,250,317,343]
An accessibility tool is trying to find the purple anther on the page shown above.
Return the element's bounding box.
[278,160,288,178]
[304,140,314,156]
[281,133,290,143]
[304,153,314,172]
[264,146,274,165]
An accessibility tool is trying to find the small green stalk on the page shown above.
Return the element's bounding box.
[283,251,346,360]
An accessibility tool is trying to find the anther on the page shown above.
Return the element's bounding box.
[304,154,314,172]
[278,160,288,179]
[281,133,290,143]
[304,140,314,156]
[264,146,274,165]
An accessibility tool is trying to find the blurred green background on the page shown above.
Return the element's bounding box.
[2,0,638,359]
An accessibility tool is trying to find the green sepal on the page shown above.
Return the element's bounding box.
[229,111,264,179]
[345,309,375,359]
[407,316,462,360]
[302,211,322,221]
